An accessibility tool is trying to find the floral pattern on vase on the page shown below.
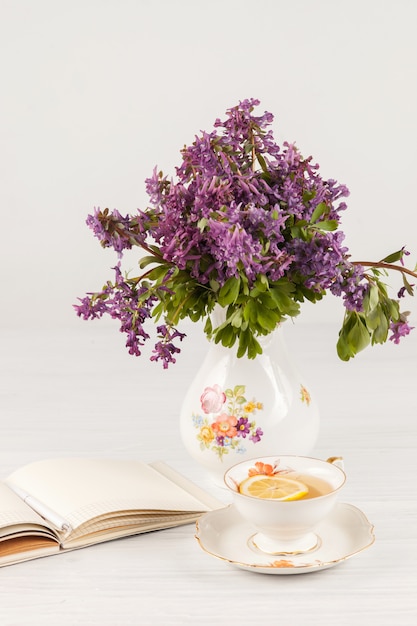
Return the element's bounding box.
[180,320,320,484]
[192,384,264,460]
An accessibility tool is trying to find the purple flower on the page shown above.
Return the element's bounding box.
[249,427,263,443]
[150,325,186,369]
[74,264,159,359]
[76,99,416,365]
[236,417,251,438]
[389,320,414,344]
[398,283,415,298]
[86,208,146,257]
[400,246,410,266]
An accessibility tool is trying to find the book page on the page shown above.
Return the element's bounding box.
[61,511,208,549]
[5,458,223,533]
[0,482,51,530]
[0,482,60,566]
[150,461,223,511]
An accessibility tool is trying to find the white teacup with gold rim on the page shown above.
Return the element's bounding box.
[224,455,346,555]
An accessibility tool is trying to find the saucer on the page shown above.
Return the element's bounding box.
[195,502,375,575]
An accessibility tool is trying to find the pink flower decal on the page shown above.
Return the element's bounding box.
[200,384,226,414]
[193,384,264,460]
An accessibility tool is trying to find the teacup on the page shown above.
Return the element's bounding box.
[224,455,346,555]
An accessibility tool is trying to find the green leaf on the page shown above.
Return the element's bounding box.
[203,317,213,337]
[402,274,415,296]
[151,301,165,321]
[246,333,263,359]
[362,283,379,315]
[347,316,371,353]
[371,313,389,344]
[230,308,243,328]
[237,328,250,358]
[290,220,308,239]
[209,278,220,293]
[218,277,241,306]
[336,334,351,361]
[262,240,271,254]
[303,189,316,204]
[258,274,269,288]
[139,255,159,269]
[197,217,208,232]
[337,311,370,360]
[310,202,328,224]
[249,275,269,297]
[218,324,237,348]
[257,306,279,332]
[145,264,171,281]
[243,299,258,324]
[244,141,254,154]
[213,323,233,347]
[256,152,268,172]
[365,305,381,331]
[368,284,380,311]
[313,219,338,232]
[381,297,400,321]
[269,287,300,317]
[233,385,246,397]
[240,274,250,296]
[257,291,279,310]
[380,249,404,264]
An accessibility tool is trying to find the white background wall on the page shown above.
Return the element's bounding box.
[1,0,416,333]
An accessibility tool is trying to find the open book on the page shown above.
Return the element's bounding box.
[0,458,223,567]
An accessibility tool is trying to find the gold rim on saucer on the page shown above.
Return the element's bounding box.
[195,502,375,575]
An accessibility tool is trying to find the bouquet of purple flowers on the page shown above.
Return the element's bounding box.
[75,99,416,367]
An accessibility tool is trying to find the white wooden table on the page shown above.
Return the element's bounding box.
[0,322,416,625]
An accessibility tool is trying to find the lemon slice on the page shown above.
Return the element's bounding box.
[238,475,309,501]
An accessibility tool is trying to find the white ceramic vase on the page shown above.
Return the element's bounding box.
[179,314,320,485]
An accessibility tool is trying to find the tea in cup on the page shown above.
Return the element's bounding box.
[224,455,345,555]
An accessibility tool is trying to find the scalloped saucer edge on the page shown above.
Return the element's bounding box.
[195,502,375,575]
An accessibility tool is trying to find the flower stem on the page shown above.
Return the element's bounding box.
[352,261,417,280]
